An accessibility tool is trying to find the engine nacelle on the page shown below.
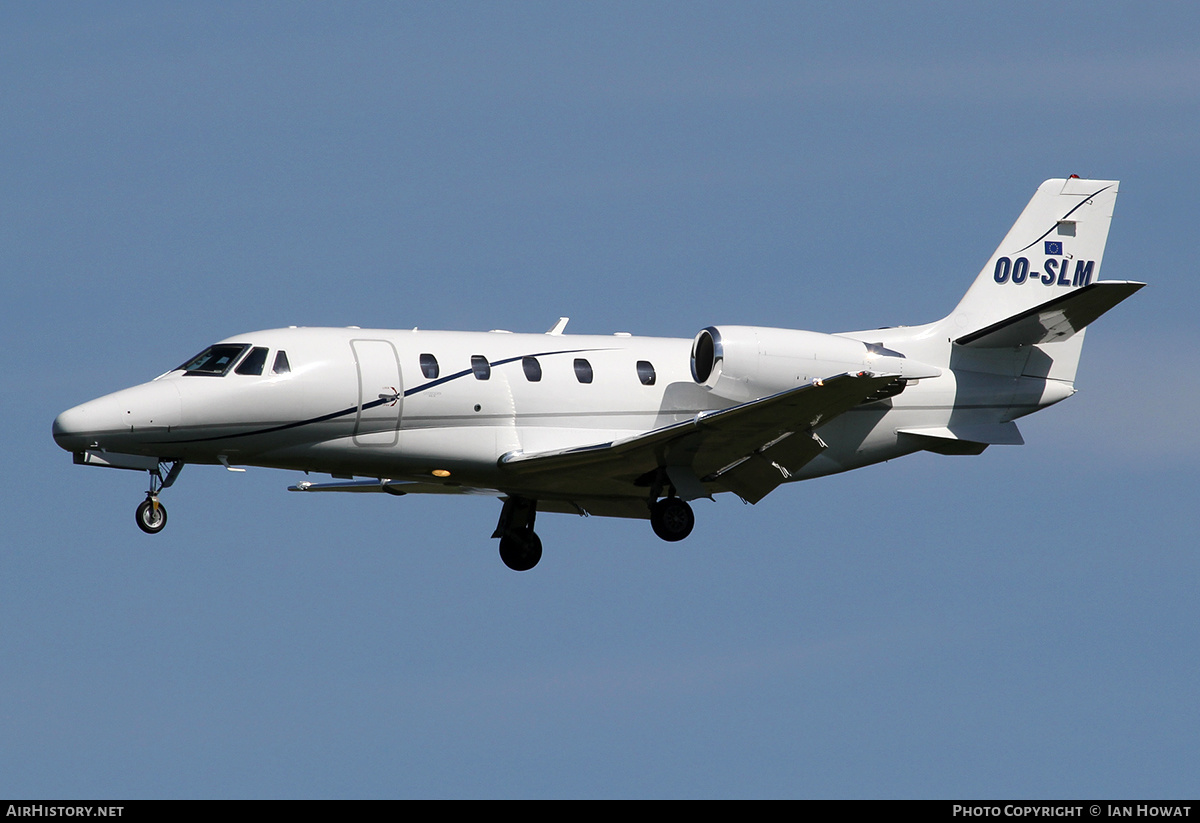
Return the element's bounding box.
[689,325,939,403]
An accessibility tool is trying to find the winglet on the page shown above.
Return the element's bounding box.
[546,317,569,335]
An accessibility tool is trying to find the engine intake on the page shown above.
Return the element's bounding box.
[690,327,721,383]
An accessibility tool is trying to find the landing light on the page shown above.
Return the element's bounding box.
[432,469,451,478]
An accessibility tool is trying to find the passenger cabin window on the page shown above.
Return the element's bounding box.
[574,358,593,384]
[522,356,542,382]
[272,350,291,375]
[471,355,491,380]
[420,353,439,379]
[235,347,269,376]
[636,360,656,386]
[178,344,250,376]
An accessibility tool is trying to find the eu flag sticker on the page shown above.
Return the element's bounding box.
[1045,240,1063,255]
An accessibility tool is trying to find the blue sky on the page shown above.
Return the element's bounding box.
[3,2,1198,798]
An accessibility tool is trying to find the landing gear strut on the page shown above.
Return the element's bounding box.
[135,461,183,535]
[493,496,542,571]
[650,497,694,542]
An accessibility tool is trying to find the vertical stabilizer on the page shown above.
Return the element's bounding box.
[945,178,1118,340]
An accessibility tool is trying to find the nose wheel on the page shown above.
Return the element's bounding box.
[136,497,168,534]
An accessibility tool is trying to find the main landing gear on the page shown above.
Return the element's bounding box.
[491,494,697,571]
[135,461,183,535]
[493,496,542,571]
[499,529,543,572]
[650,497,695,542]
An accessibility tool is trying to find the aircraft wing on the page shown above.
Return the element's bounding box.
[500,371,903,504]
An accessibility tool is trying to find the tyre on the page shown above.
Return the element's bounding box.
[135,499,167,534]
[499,530,542,571]
[650,498,694,542]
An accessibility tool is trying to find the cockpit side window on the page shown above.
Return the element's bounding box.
[178,344,250,376]
[235,347,269,376]
[272,350,291,374]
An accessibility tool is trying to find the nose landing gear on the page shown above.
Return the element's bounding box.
[135,461,183,535]
[136,497,167,534]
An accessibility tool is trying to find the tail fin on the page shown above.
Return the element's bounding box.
[941,177,1142,382]
[949,177,1118,334]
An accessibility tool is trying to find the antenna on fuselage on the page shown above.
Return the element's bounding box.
[546,317,569,335]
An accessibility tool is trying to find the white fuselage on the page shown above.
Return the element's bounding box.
[52,323,1069,505]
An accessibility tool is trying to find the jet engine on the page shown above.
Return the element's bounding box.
[689,325,938,404]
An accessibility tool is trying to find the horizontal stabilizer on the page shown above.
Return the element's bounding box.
[956,281,1144,348]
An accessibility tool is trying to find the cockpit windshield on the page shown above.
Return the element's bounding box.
[177,344,250,376]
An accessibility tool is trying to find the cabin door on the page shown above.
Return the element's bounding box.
[350,339,402,447]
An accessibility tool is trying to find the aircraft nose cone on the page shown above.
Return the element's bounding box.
[52,397,119,452]
[52,381,182,453]
[52,410,76,450]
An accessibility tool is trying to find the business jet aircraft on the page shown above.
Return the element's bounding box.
[54,177,1142,570]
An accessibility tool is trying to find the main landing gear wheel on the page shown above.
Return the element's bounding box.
[498,530,543,572]
[651,497,694,542]
[135,498,168,534]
